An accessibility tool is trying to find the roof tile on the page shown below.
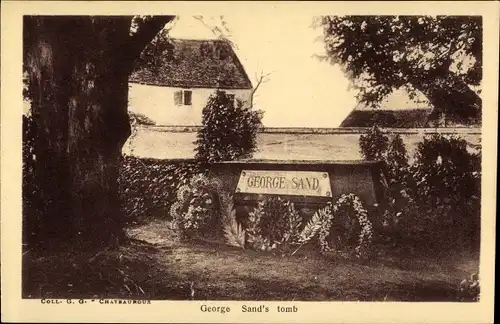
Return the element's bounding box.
[130,38,253,89]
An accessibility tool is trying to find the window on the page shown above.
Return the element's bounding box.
[174,90,192,106]
[183,90,192,105]
[220,91,236,105]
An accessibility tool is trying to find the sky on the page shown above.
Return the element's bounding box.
[168,14,359,128]
[21,14,427,126]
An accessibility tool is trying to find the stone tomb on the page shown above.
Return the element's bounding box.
[208,159,388,223]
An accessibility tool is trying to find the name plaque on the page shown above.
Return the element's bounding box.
[236,170,332,197]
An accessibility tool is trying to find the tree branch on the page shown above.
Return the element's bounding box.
[126,16,176,64]
[250,71,271,107]
[193,16,237,49]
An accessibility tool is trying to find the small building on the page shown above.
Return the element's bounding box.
[128,38,253,126]
[340,89,447,128]
[340,107,435,128]
[339,88,482,128]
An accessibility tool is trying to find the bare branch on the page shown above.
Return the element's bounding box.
[193,15,218,36]
[250,70,272,108]
[193,15,238,50]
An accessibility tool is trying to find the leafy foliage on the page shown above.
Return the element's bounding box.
[318,15,482,123]
[129,111,156,126]
[364,132,481,251]
[359,125,389,161]
[413,135,480,206]
[133,20,176,75]
[119,157,198,223]
[458,272,480,301]
[194,90,263,163]
[411,135,481,246]
[386,134,410,182]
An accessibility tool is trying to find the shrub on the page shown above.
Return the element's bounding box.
[358,130,411,242]
[359,127,411,188]
[386,134,410,185]
[359,125,389,161]
[170,174,221,239]
[129,111,156,126]
[375,134,413,235]
[194,90,263,164]
[376,134,481,251]
[413,134,480,206]
[411,134,481,248]
[458,273,480,301]
[246,197,302,252]
[118,157,198,223]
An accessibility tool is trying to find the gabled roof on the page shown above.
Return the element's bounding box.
[130,38,253,90]
[340,108,434,128]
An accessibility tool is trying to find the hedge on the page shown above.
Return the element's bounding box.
[118,156,198,222]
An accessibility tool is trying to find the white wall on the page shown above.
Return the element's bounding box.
[128,83,253,126]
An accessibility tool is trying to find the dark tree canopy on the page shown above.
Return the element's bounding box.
[318,15,482,124]
[134,20,176,75]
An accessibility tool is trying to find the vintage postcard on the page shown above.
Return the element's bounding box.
[1,1,498,323]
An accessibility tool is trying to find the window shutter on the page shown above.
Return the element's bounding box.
[184,90,192,106]
[174,91,182,106]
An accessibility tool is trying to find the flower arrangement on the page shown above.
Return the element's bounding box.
[458,272,480,301]
[296,194,374,258]
[170,174,220,238]
[220,193,373,259]
[246,197,302,252]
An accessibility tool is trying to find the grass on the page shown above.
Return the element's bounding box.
[23,218,479,301]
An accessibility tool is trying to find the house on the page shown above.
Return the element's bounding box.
[128,38,253,126]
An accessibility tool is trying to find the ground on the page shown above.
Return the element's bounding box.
[23,218,478,301]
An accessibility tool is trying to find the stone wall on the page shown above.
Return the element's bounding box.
[123,126,481,161]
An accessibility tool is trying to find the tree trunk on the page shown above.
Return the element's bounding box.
[24,17,133,249]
